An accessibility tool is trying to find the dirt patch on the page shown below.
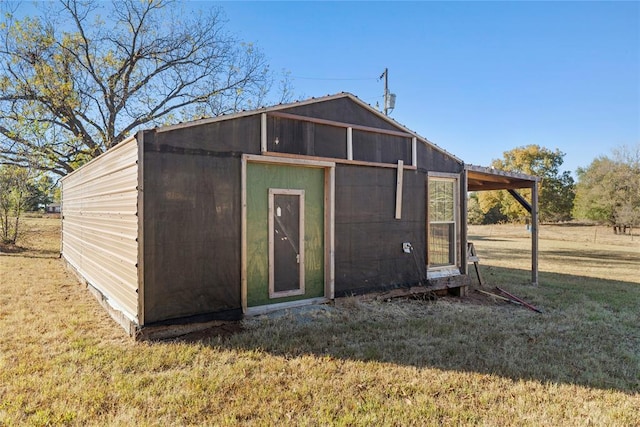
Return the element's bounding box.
[163,321,244,343]
[156,287,529,343]
[363,285,526,309]
[347,284,504,307]
[451,288,499,306]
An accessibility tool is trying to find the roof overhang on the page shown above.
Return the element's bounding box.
[466,164,539,191]
[465,164,540,286]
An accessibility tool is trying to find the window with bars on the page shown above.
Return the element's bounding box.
[428,177,457,268]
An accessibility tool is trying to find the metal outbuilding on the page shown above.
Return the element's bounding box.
[61,93,538,338]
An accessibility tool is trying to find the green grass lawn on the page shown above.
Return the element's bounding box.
[1,218,639,425]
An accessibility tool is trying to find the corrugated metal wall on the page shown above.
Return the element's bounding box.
[61,137,140,323]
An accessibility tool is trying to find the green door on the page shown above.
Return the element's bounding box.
[246,163,325,308]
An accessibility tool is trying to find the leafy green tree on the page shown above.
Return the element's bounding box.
[0,0,284,176]
[573,144,640,229]
[25,174,56,211]
[468,192,508,225]
[477,145,575,223]
[467,193,484,225]
[0,165,31,244]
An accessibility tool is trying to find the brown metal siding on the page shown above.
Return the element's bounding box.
[61,137,139,322]
[334,166,426,294]
[281,96,400,131]
[417,141,463,173]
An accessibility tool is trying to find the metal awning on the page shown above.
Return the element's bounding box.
[466,164,539,191]
[464,164,540,286]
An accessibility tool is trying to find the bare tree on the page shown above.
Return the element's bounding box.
[0,0,278,176]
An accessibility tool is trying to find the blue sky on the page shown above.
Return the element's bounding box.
[215,1,639,175]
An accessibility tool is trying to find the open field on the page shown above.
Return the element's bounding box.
[1,218,639,425]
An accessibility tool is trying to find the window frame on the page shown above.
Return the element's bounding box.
[427,173,460,273]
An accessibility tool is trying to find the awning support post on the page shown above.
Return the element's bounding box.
[531,181,539,286]
[506,187,539,286]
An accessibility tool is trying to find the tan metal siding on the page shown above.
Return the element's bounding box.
[61,137,139,323]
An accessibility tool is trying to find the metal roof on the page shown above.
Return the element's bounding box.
[466,164,539,191]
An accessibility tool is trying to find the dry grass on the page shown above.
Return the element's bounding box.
[0,218,639,426]
[469,223,639,283]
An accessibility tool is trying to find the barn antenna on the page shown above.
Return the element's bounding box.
[379,68,396,116]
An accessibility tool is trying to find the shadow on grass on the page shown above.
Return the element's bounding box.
[188,266,640,395]
[482,245,640,270]
[0,247,60,259]
[544,248,639,264]
[0,242,28,254]
[467,236,513,242]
